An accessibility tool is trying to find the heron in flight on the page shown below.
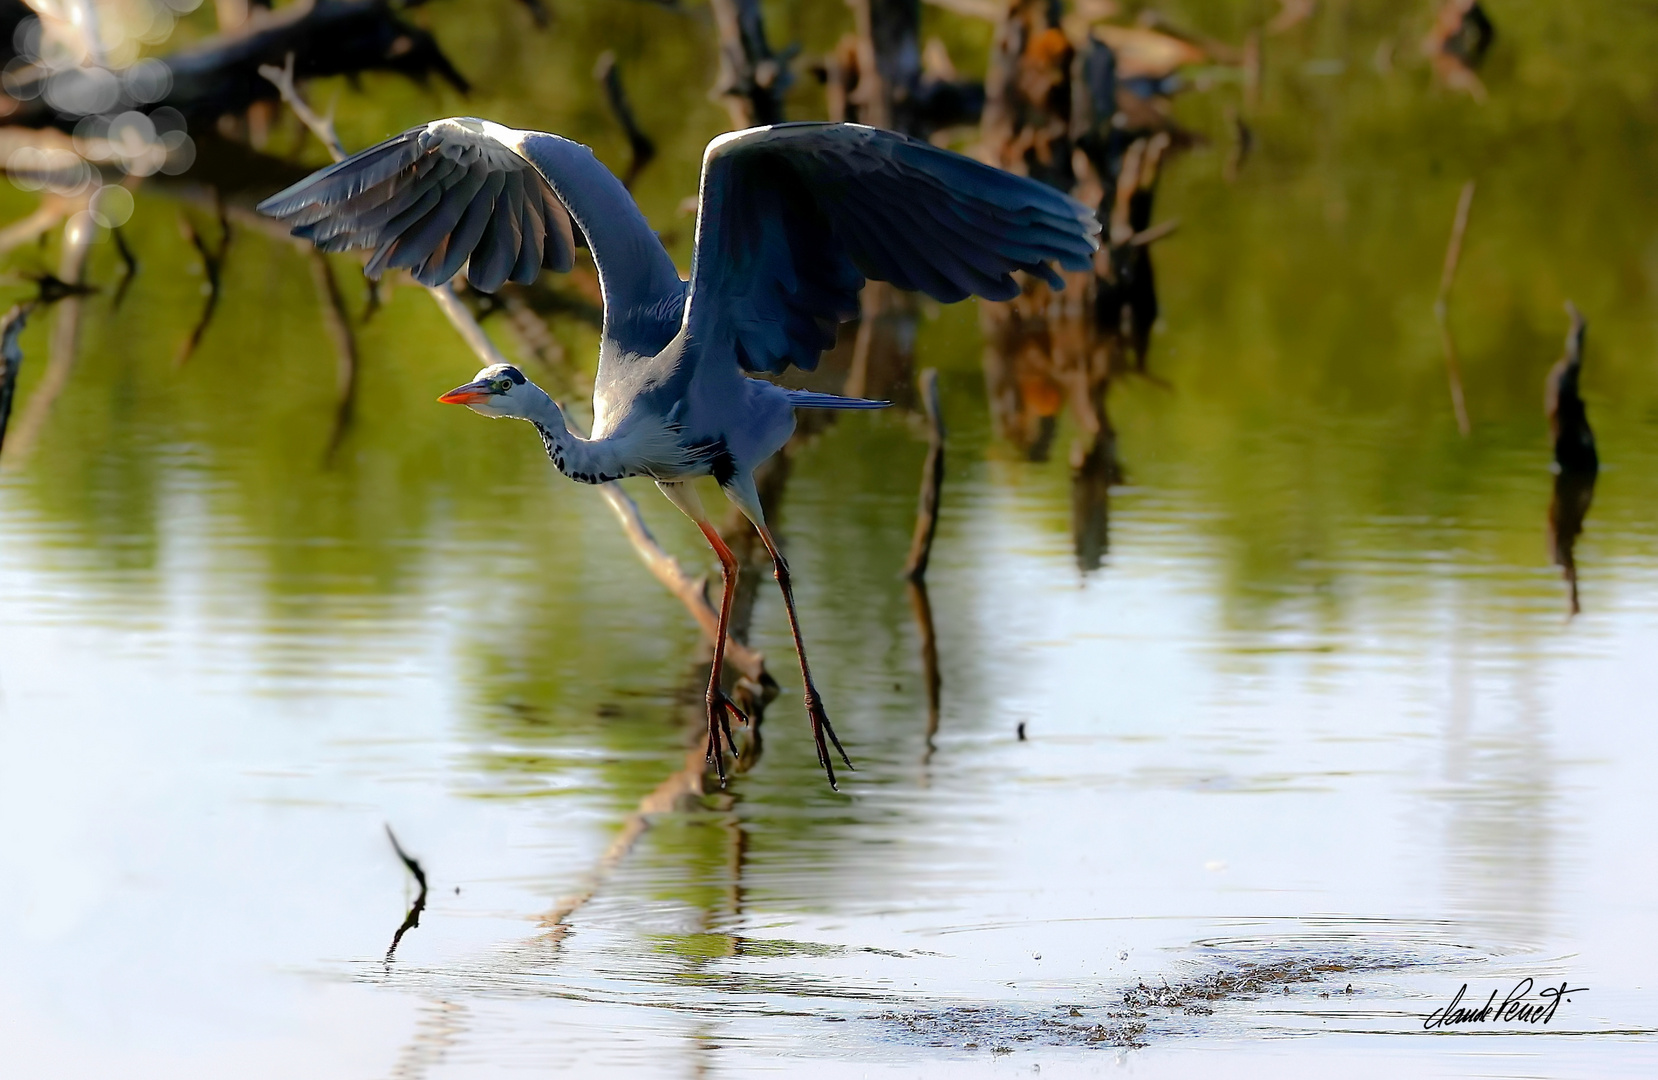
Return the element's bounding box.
[259,118,1099,787]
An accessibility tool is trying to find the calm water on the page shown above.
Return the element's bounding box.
[3,2,1658,1077]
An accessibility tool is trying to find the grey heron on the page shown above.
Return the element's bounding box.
[259,118,1099,787]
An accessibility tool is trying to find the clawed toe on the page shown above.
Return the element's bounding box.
[805,692,853,790]
[704,689,749,786]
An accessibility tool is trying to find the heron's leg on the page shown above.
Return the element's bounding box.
[721,475,852,789]
[657,481,748,785]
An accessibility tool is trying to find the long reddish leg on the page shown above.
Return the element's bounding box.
[696,522,749,783]
[753,523,853,789]
[657,482,748,785]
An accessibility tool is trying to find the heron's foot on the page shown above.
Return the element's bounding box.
[804,688,853,790]
[704,688,748,787]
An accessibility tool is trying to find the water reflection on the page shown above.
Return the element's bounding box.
[1548,470,1595,618]
[1545,302,1598,616]
[1436,651,1560,949]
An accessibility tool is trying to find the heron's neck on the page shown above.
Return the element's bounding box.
[520,387,627,485]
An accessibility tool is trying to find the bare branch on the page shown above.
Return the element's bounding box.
[258,52,346,162]
[1434,179,1475,437]
[597,483,768,684]
[177,200,232,365]
[1128,218,1180,248]
[0,196,75,259]
[308,249,359,463]
[593,50,656,190]
[0,213,95,469]
[538,742,708,944]
[903,367,945,582]
[111,225,139,310]
[383,825,429,962]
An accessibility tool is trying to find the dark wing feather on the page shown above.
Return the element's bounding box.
[258,118,688,360]
[683,122,1100,375]
[260,123,573,294]
[467,181,522,294]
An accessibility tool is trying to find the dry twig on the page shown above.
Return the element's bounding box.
[111,226,139,310]
[1434,179,1475,437]
[904,368,946,582]
[308,250,359,463]
[177,200,232,365]
[593,51,656,190]
[0,196,76,259]
[1,214,95,468]
[384,825,430,963]
[539,742,710,943]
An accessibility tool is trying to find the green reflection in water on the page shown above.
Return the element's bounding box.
[1,0,1656,942]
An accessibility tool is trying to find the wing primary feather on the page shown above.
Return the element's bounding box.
[538,184,575,272]
[513,180,546,284]
[831,209,924,293]
[854,188,988,300]
[338,153,464,242]
[363,184,444,278]
[256,132,423,216]
[467,182,521,293]
[394,158,491,283]
[436,169,507,285]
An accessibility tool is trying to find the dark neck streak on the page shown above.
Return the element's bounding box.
[529,417,625,486]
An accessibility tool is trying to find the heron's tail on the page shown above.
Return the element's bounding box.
[784,390,891,410]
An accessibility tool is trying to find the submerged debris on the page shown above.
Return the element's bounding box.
[385,825,430,964]
[875,953,1405,1052]
[1546,302,1597,475]
[876,1002,1149,1050]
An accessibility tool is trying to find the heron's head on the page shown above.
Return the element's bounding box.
[438,363,534,418]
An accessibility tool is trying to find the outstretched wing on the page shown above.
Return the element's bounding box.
[258,117,687,358]
[682,122,1101,375]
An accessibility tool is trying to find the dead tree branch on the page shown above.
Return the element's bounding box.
[1434,178,1475,437]
[597,484,767,684]
[709,0,790,127]
[111,225,139,309]
[308,249,359,463]
[830,1,983,137]
[383,825,429,963]
[0,213,94,469]
[257,52,346,160]
[0,195,74,258]
[1546,300,1596,475]
[593,50,656,190]
[903,367,945,582]
[539,741,708,944]
[5,0,468,136]
[177,199,231,365]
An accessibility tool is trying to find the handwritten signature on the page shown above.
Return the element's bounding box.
[1423,978,1588,1029]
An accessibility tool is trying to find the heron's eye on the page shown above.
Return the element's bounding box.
[495,378,513,393]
